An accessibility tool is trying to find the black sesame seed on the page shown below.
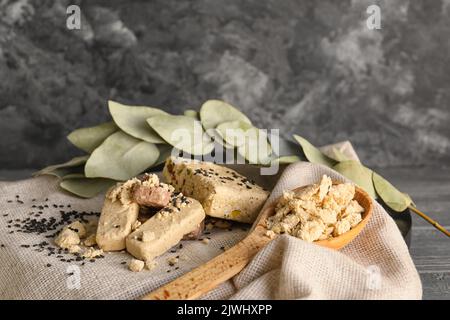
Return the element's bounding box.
[46,263,51,267]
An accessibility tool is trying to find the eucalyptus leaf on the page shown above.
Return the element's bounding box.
[271,155,301,164]
[200,99,251,130]
[328,147,352,162]
[60,175,115,198]
[184,109,198,119]
[404,193,416,207]
[205,128,234,149]
[237,127,272,165]
[147,115,214,155]
[373,172,411,212]
[216,120,254,147]
[333,160,377,198]
[33,156,89,178]
[293,135,336,168]
[85,131,159,180]
[67,122,118,153]
[108,100,167,143]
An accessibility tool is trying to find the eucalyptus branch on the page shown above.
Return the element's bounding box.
[408,206,450,237]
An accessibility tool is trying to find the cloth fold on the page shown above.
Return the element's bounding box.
[203,162,422,300]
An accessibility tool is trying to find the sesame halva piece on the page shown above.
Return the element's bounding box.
[341,200,364,219]
[295,220,325,242]
[318,226,334,240]
[108,178,141,205]
[316,208,338,225]
[67,221,86,238]
[128,259,145,272]
[141,173,160,188]
[167,256,179,266]
[145,260,157,270]
[295,184,319,201]
[82,247,104,259]
[83,234,97,247]
[55,228,80,249]
[317,175,332,201]
[279,214,300,233]
[265,230,276,239]
[68,245,81,254]
[344,212,363,228]
[327,184,355,208]
[141,230,155,242]
[333,220,351,236]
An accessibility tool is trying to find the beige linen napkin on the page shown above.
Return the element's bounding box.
[0,142,421,299]
[227,162,422,299]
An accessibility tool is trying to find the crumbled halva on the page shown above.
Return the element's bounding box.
[128,258,145,272]
[82,247,104,259]
[55,224,82,249]
[267,175,364,242]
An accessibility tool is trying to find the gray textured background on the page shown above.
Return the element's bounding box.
[0,0,449,170]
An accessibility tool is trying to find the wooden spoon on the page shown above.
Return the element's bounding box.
[141,185,372,300]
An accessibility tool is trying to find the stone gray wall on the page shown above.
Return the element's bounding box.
[0,0,449,169]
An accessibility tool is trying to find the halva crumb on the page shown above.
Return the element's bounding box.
[267,175,364,242]
[128,258,145,272]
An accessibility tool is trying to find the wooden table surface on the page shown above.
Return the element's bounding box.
[0,166,448,300]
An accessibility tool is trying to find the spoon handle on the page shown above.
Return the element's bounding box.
[141,232,270,300]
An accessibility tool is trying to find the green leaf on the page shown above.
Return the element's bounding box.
[216,120,254,147]
[60,174,115,198]
[108,100,168,143]
[403,193,416,207]
[271,155,301,164]
[200,99,251,130]
[333,160,377,199]
[85,131,159,180]
[328,147,352,162]
[147,115,214,155]
[237,127,272,165]
[184,109,198,119]
[33,156,89,178]
[373,172,412,212]
[67,122,118,153]
[293,135,336,167]
[204,128,234,149]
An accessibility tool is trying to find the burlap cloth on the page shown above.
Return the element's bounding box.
[0,142,422,299]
